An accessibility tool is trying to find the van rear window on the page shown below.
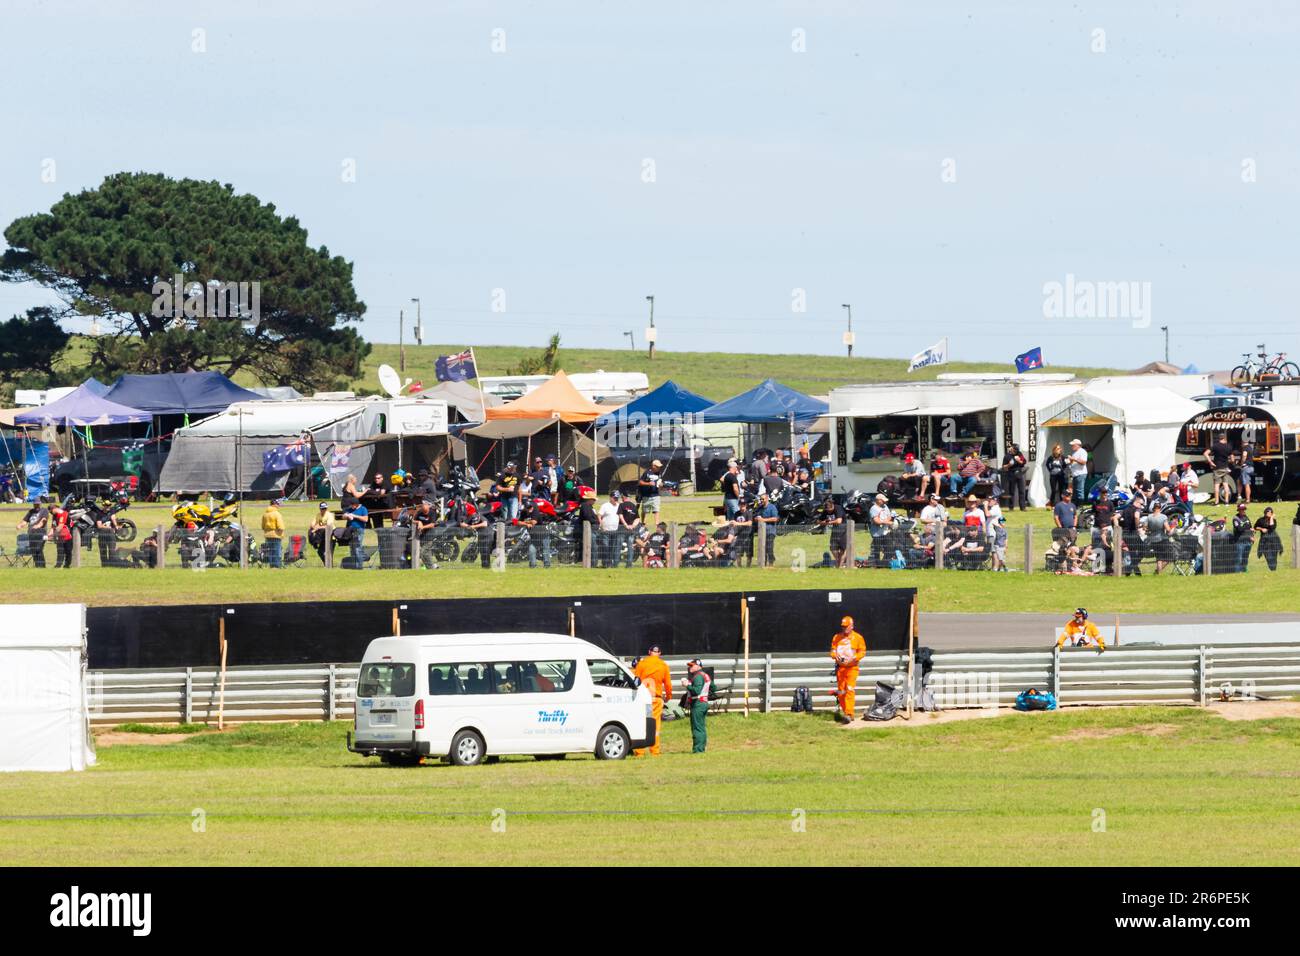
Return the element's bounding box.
[428,661,576,695]
[357,663,415,698]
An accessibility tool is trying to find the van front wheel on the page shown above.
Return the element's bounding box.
[595,724,630,761]
[449,730,486,766]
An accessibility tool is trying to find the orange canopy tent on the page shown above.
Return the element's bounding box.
[484,370,603,423]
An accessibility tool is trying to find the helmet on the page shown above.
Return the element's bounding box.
[841,616,854,628]
[1074,607,1088,620]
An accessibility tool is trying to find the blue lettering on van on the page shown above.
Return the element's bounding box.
[537,710,569,726]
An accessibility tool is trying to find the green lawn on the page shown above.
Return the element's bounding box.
[354,343,1126,402]
[1,710,1296,866]
[4,497,1296,612]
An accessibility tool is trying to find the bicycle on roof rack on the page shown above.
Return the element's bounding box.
[1232,344,1300,383]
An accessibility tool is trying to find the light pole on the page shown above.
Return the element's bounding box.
[410,297,422,347]
[645,295,656,360]
[399,309,405,372]
[1160,326,1169,364]
[623,330,636,350]
[841,304,854,358]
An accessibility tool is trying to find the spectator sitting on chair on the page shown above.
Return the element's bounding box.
[949,450,987,498]
[925,454,951,499]
[261,498,286,568]
[308,502,336,563]
[130,530,160,568]
[678,524,710,565]
[642,522,670,567]
[899,453,926,500]
[956,526,988,569]
[710,520,737,566]
[919,493,947,545]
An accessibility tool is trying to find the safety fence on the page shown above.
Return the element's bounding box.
[7,517,1298,577]
[87,644,1300,726]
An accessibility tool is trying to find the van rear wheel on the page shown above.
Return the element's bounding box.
[449,730,485,766]
[594,724,630,761]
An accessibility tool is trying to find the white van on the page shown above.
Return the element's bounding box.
[346,633,655,766]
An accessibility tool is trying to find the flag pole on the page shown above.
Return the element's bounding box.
[469,347,487,426]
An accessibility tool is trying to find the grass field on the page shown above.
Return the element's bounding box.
[3,497,1297,612]
[2,709,1297,866]
[354,343,1126,401]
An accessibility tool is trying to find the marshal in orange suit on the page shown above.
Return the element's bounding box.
[829,616,866,723]
[633,646,672,755]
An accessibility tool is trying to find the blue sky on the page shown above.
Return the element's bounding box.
[2,0,1297,370]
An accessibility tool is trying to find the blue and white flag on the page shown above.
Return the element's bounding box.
[1015,346,1045,373]
[435,349,477,382]
[907,337,949,373]
[262,438,308,474]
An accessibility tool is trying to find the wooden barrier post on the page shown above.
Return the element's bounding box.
[392,607,400,636]
[1292,525,1299,570]
[239,529,249,570]
[1022,524,1032,574]
[668,522,679,569]
[1113,531,1123,578]
[581,522,592,569]
[934,527,944,571]
[409,525,419,570]
[325,526,334,569]
[71,528,81,568]
[217,614,229,730]
[741,597,751,717]
[756,520,767,569]
[844,519,855,569]
[155,524,165,570]
[1203,525,1213,577]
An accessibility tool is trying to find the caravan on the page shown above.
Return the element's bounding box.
[346,633,654,765]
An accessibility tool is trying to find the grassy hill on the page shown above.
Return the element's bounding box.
[355,344,1127,400]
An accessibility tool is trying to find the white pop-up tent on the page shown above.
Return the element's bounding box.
[0,604,96,772]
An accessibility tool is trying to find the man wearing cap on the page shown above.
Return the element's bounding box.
[919,493,947,546]
[900,453,926,500]
[633,646,673,756]
[1057,607,1105,651]
[680,659,712,753]
[830,616,867,722]
[868,492,896,565]
[261,498,286,568]
[1231,502,1255,572]
[638,459,666,526]
[1068,439,1089,503]
[308,501,336,564]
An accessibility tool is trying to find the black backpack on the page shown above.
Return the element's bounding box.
[790,686,813,713]
[876,475,899,498]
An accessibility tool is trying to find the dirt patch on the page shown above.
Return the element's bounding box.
[1207,700,1300,722]
[842,708,1012,728]
[1051,724,1180,741]
[93,729,223,747]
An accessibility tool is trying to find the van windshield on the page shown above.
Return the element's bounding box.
[358,663,415,698]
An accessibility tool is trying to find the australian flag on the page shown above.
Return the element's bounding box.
[435,349,477,383]
[1015,347,1045,373]
[262,438,308,474]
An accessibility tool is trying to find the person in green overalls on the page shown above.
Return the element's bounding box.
[680,659,712,753]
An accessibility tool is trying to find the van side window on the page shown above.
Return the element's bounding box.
[428,664,461,696]
[587,659,636,689]
[358,663,415,698]
[522,661,575,693]
[490,662,521,694]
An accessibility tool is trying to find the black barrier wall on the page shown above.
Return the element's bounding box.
[85,588,916,668]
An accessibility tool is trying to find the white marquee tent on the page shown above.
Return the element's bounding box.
[0,604,96,773]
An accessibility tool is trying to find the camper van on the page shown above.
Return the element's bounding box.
[346,633,655,766]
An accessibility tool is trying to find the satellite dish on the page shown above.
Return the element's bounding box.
[378,364,403,398]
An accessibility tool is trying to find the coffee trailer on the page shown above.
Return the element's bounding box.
[1175,389,1300,499]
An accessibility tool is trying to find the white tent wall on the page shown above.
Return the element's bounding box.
[0,604,95,773]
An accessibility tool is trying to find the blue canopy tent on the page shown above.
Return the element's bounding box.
[593,380,716,488]
[104,371,264,416]
[14,385,151,428]
[594,380,714,426]
[695,378,827,428]
[81,378,110,397]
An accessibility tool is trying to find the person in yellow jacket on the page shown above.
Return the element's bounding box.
[1056,607,1105,651]
[261,498,286,568]
[830,616,866,723]
[633,645,672,756]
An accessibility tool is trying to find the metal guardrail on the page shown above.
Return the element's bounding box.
[87,644,1300,726]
